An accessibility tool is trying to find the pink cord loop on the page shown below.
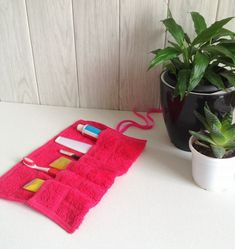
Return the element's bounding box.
[116,108,162,133]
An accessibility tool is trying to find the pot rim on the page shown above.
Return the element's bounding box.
[161,70,235,96]
[189,136,235,161]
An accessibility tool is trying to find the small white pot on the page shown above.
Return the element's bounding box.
[189,136,235,191]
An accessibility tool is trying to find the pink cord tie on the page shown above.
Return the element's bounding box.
[116,108,162,133]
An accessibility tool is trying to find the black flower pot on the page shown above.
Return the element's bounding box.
[160,70,235,151]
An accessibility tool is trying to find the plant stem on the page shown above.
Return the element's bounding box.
[194,140,210,148]
[182,47,190,67]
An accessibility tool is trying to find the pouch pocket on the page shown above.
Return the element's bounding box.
[68,161,115,189]
[82,128,147,176]
[55,170,107,205]
[27,179,92,233]
[0,163,51,203]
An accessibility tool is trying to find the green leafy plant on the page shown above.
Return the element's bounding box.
[189,104,235,158]
[149,10,235,100]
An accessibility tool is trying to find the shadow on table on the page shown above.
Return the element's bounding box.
[144,137,194,185]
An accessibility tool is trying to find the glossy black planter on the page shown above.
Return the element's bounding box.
[160,71,235,151]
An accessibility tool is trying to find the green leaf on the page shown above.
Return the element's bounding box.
[171,58,184,70]
[168,41,182,51]
[150,49,161,55]
[190,131,216,145]
[223,124,235,140]
[205,69,225,90]
[148,47,181,70]
[225,140,235,148]
[221,111,233,131]
[191,12,207,35]
[210,125,226,145]
[162,18,185,46]
[175,69,190,100]
[202,45,235,64]
[194,110,210,130]
[189,47,198,58]
[192,17,234,45]
[188,52,209,92]
[211,145,226,158]
[218,43,235,54]
[217,39,235,44]
[184,33,191,44]
[204,105,222,129]
[216,57,235,68]
[164,63,176,75]
[213,28,235,40]
[220,71,235,87]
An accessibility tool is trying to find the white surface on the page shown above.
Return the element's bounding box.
[0,102,235,249]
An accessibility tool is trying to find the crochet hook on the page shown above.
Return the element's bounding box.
[22,157,58,177]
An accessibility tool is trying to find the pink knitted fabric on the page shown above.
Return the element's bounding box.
[0,120,146,233]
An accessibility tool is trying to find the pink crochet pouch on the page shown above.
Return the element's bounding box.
[0,120,146,233]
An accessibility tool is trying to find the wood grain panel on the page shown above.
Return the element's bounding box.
[0,0,234,110]
[0,0,38,103]
[216,0,235,31]
[26,0,79,107]
[119,0,167,111]
[73,0,119,109]
[168,0,219,40]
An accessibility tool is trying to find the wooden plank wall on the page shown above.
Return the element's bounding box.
[0,0,234,110]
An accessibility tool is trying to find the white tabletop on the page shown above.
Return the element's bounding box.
[0,102,234,249]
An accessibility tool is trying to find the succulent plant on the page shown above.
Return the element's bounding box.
[189,104,235,158]
[149,10,235,100]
